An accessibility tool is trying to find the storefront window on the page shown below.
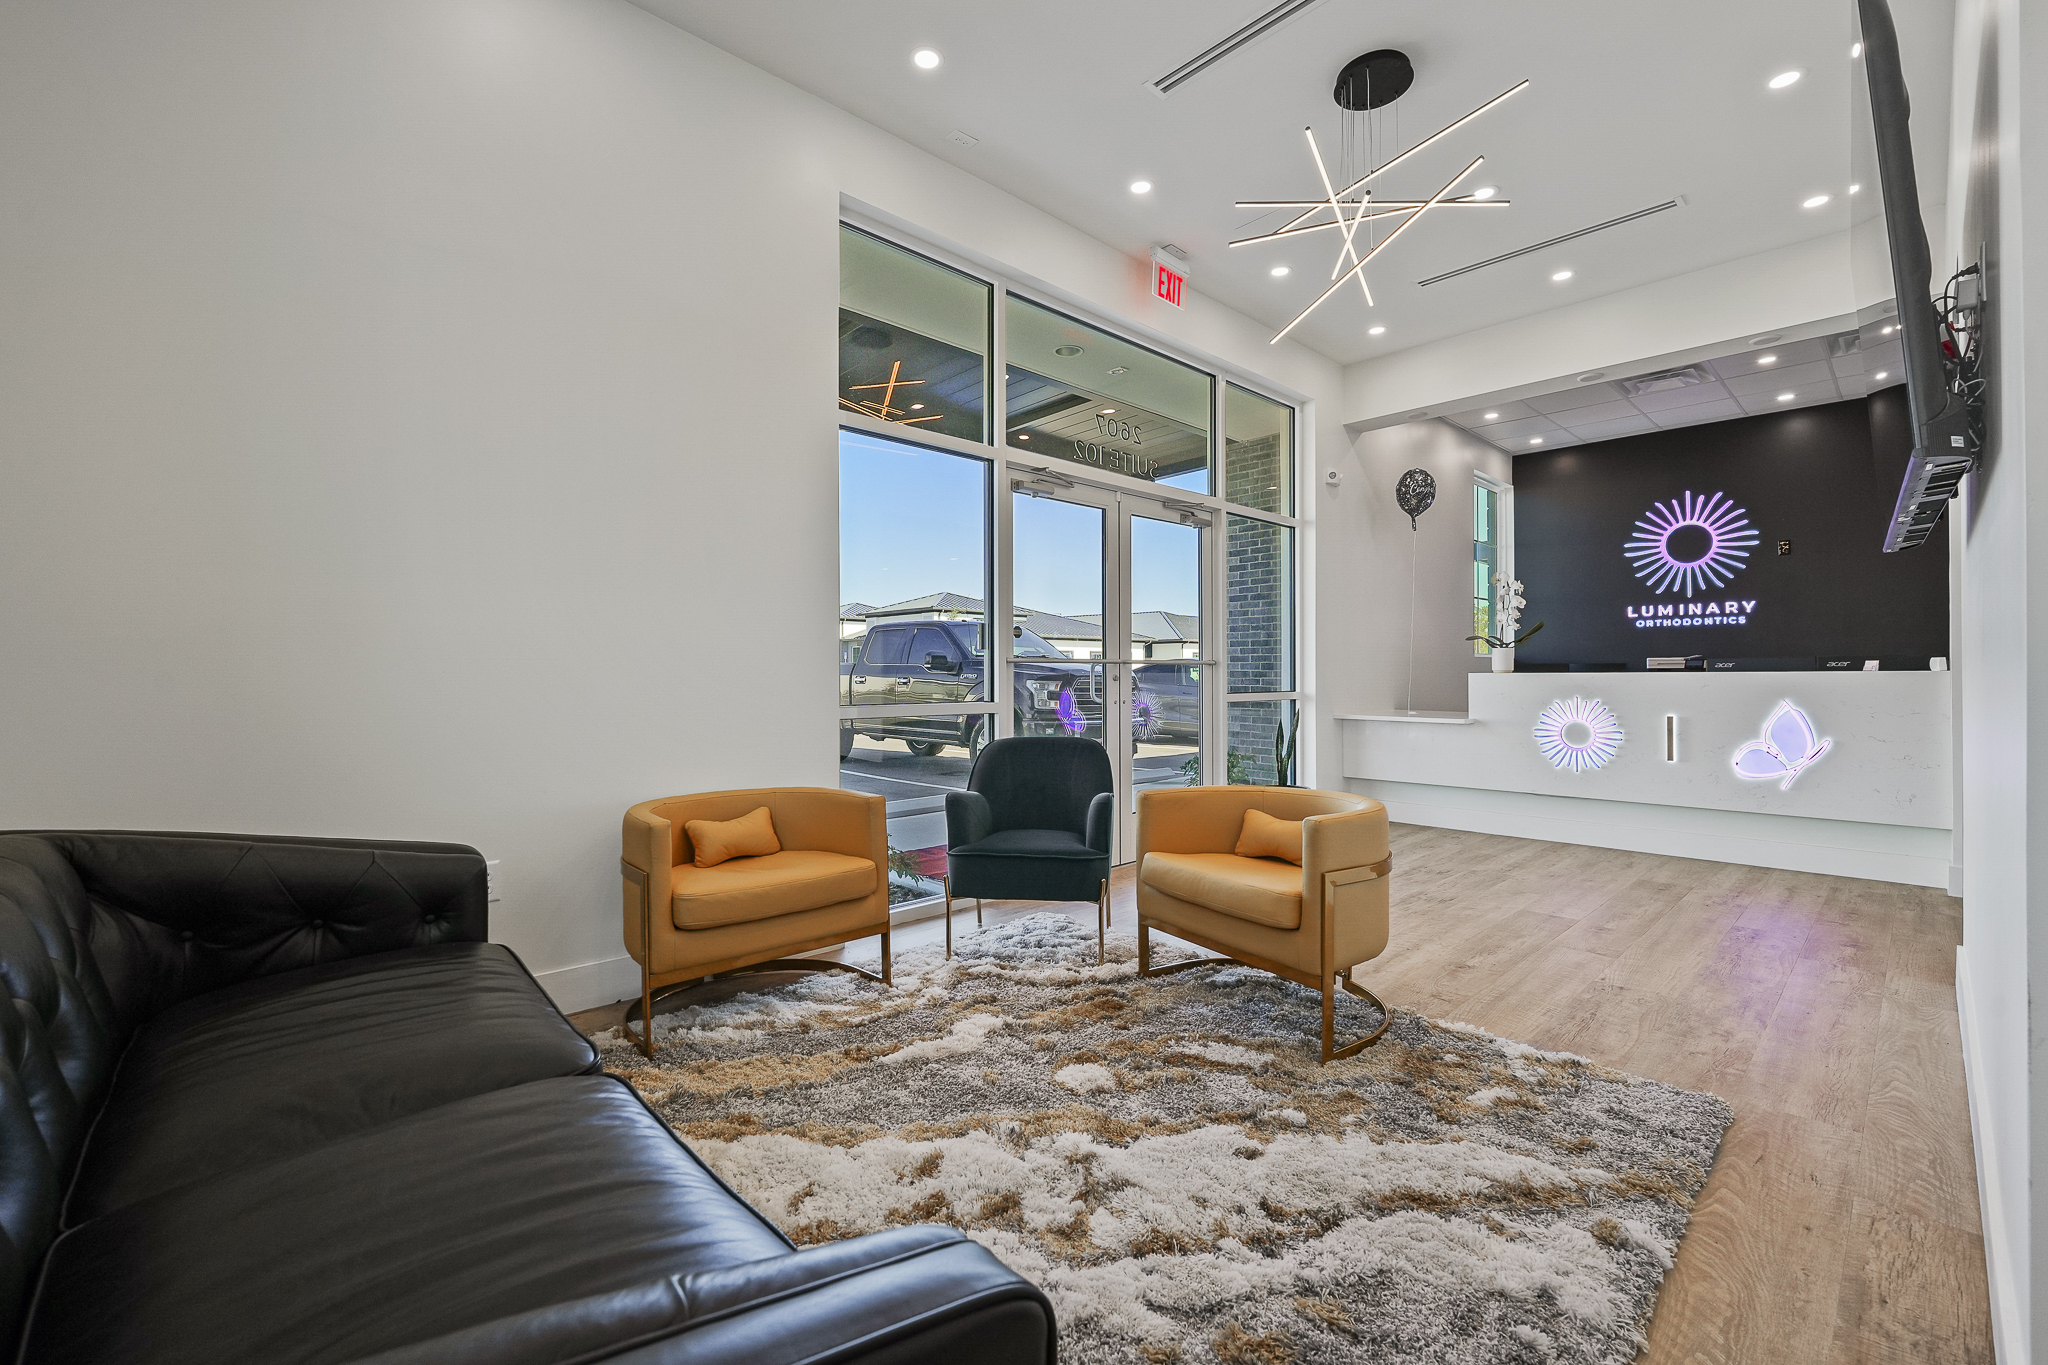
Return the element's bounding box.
[1224,384,1294,515]
[840,227,990,443]
[1473,482,1500,653]
[1227,699,1297,786]
[1004,294,1212,492]
[1226,515,1294,693]
[839,428,994,905]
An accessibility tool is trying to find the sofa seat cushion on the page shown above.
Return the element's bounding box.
[64,942,597,1225]
[670,849,876,930]
[21,1076,794,1365]
[950,829,1101,861]
[1141,852,1304,929]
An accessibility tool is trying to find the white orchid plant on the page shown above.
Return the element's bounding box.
[1466,572,1545,651]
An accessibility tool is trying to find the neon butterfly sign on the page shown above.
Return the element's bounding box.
[1732,701,1833,790]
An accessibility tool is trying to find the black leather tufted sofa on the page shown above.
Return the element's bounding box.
[0,830,1055,1365]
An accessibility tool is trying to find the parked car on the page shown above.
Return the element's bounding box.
[1130,660,1202,743]
[840,619,1109,760]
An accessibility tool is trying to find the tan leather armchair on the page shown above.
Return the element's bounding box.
[621,787,889,1056]
[1135,786,1392,1063]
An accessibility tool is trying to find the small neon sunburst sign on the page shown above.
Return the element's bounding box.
[1624,490,1760,598]
[1533,696,1625,772]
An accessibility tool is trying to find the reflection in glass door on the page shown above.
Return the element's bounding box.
[1128,512,1203,829]
[1010,480,1206,864]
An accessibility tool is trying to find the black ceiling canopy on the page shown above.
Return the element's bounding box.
[1334,49,1414,111]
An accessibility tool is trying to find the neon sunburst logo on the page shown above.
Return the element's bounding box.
[1623,490,1760,598]
[1533,696,1625,772]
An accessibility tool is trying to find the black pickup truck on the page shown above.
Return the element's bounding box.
[839,619,1108,760]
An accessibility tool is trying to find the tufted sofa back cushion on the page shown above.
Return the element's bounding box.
[0,829,488,1350]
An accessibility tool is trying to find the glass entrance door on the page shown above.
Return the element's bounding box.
[1009,478,1208,864]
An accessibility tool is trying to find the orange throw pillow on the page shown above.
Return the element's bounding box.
[686,806,781,868]
[1235,808,1304,865]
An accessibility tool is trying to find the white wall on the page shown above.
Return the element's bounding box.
[0,0,1348,1009]
[1313,421,1510,741]
[1946,0,2043,1356]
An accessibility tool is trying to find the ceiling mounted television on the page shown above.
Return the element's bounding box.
[1853,0,1982,551]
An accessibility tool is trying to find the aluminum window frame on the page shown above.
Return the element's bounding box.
[836,211,1307,787]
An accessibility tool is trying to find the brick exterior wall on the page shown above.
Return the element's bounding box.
[1226,491,1295,783]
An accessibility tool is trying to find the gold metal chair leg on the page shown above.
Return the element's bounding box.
[975,897,982,926]
[1322,971,1392,1063]
[1097,879,1108,965]
[881,928,892,986]
[631,963,655,1058]
[944,875,953,960]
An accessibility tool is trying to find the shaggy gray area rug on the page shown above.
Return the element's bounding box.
[597,913,1732,1364]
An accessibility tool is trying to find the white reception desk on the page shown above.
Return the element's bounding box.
[1338,671,1953,888]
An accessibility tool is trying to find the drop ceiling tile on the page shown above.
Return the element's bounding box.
[1649,399,1745,428]
[1478,415,1566,443]
[1737,391,1805,416]
[1724,360,1835,397]
[1628,381,1734,413]
[1445,399,1537,428]
[1527,382,1626,414]
[1705,337,1834,379]
[1565,414,1660,443]
[1552,399,1643,427]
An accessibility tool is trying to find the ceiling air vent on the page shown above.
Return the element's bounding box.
[1618,366,1714,396]
[1151,0,1326,96]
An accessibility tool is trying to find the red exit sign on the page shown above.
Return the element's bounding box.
[1150,247,1188,309]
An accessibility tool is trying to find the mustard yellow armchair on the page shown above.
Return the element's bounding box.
[1135,786,1392,1063]
[620,787,890,1056]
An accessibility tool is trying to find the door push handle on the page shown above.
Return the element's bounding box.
[853,676,868,684]
[896,677,912,686]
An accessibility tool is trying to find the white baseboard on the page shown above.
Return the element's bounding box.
[1956,947,2027,1363]
[532,953,642,1015]
[1347,779,1950,887]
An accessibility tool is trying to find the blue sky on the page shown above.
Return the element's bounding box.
[840,430,1198,619]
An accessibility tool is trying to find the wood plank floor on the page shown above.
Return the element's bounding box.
[573,823,1994,1363]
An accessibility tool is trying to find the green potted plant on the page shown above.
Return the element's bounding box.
[1467,573,1544,673]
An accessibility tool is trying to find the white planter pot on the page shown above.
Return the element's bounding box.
[1491,647,1515,673]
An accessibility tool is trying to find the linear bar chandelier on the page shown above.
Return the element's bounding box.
[1234,76,1529,344]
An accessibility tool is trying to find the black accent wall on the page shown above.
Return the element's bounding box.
[1512,395,1947,666]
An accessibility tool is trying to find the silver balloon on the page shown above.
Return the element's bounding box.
[1395,468,1437,529]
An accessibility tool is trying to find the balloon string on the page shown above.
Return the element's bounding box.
[1406,526,1418,714]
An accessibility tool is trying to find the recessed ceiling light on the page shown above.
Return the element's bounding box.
[1368,325,1386,335]
[910,403,925,410]
[1055,345,1083,357]
[1757,354,1778,365]
[1874,370,1889,380]
[912,48,941,69]
[1769,70,1803,89]
[1777,392,1796,402]
[1749,333,1783,345]
[1849,183,1862,194]
[1471,186,1498,201]
[1129,180,1152,194]
[1107,366,1128,374]
[1577,372,1605,382]
[1100,408,1117,415]
[1803,194,1831,208]
[1270,265,1290,277]
[1881,325,1895,335]
[1408,410,1429,419]
[1529,437,1545,445]
[1017,433,1030,440]
[1551,269,1574,282]
[1483,412,1500,420]
[1850,41,1864,59]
